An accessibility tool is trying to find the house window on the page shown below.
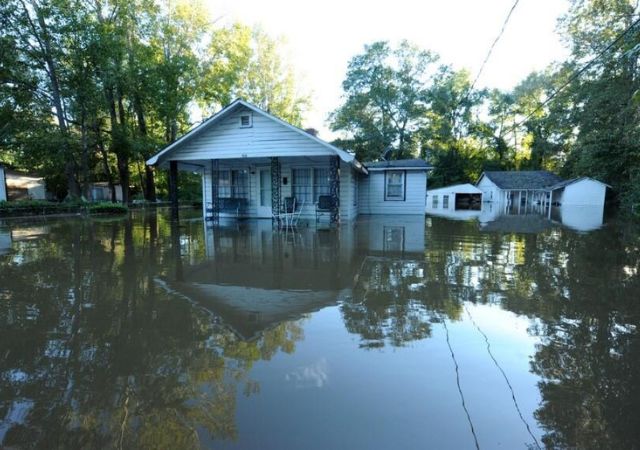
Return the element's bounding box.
[218,170,248,198]
[292,168,312,203]
[385,170,405,201]
[443,195,449,209]
[239,113,252,128]
[313,168,330,202]
[432,195,438,208]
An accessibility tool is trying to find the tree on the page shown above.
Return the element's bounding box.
[330,40,437,161]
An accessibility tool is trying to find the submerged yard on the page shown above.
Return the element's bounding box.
[0,209,639,449]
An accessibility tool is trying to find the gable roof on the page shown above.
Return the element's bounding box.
[364,159,433,171]
[427,183,482,194]
[547,176,611,191]
[147,99,365,173]
[479,171,563,190]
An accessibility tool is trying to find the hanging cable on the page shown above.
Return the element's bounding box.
[504,15,640,134]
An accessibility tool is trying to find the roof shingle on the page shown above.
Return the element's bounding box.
[481,171,562,190]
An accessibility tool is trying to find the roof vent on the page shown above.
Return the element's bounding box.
[239,113,252,128]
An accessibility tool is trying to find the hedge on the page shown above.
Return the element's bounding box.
[0,200,128,217]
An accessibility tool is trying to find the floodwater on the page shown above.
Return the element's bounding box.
[0,208,639,449]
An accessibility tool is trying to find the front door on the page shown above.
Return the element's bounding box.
[256,168,272,218]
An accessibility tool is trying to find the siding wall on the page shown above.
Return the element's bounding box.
[358,170,426,215]
[558,180,607,206]
[477,176,501,202]
[168,106,338,162]
[0,167,6,202]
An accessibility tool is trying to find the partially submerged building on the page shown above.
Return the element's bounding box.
[146,99,431,224]
[477,170,608,207]
[426,183,482,213]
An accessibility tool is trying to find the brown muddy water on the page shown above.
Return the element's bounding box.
[0,208,639,449]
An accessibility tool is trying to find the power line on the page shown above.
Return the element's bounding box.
[454,0,521,133]
[505,14,640,134]
[469,0,521,94]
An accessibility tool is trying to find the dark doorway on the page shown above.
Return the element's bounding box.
[455,193,482,210]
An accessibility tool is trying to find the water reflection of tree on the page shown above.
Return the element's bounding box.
[343,255,463,348]
[425,217,640,449]
[0,213,303,448]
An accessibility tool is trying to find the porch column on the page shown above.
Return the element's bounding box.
[210,159,220,224]
[330,156,340,224]
[271,157,281,223]
[169,160,179,220]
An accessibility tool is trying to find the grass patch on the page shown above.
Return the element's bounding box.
[87,202,128,215]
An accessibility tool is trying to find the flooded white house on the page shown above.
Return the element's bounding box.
[146,99,431,224]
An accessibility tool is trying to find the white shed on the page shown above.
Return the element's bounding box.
[549,177,609,206]
[426,183,482,212]
[0,165,6,202]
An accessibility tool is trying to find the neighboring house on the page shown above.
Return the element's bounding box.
[4,170,48,201]
[548,177,609,206]
[89,182,123,202]
[358,160,431,215]
[426,183,482,213]
[477,170,608,207]
[477,171,562,206]
[146,99,431,223]
[0,165,6,202]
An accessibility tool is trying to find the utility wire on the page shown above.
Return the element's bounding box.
[469,0,521,94]
[442,316,481,450]
[465,306,542,450]
[504,14,640,134]
[454,0,521,134]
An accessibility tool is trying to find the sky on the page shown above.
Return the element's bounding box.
[204,0,571,139]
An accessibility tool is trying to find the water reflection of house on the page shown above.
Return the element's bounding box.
[163,217,427,340]
[0,229,11,255]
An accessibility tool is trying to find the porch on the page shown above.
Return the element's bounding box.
[169,155,360,226]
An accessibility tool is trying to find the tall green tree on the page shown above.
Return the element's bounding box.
[330,40,437,161]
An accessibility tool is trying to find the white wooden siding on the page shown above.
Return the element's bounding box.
[168,106,339,162]
[477,176,500,202]
[358,171,426,215]
[558,179,607,206]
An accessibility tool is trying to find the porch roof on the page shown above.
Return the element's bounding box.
[146,99,367,174]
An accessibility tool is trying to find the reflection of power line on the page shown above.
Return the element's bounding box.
[465,306,541,450]
[442,316,481,450]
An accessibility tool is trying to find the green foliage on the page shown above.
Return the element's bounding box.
[0,200,128,216]
[1,1,308,203]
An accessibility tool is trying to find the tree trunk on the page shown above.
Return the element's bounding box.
[30,3,80,198]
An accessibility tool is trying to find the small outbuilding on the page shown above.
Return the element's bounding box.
[426,183,482,212]
[548,177,609,206]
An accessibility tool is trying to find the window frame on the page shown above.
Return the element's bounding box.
[239,113,253,128]
[384,170,406,201]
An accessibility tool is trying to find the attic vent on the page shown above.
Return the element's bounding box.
[239,113,252,128]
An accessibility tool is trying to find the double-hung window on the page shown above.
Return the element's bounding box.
[385,171,405,201]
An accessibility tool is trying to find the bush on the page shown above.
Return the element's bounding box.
[0,200,128,217]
